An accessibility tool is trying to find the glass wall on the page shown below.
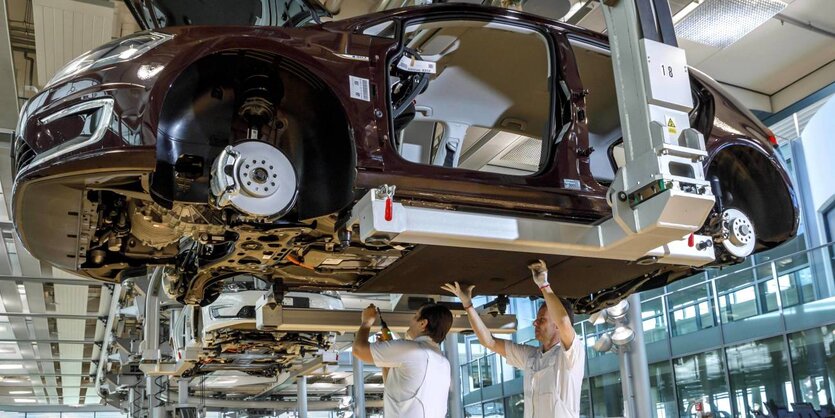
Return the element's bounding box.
[674,350,731,417]
[649,361,677,418]
[590,372,624,418]
[788,324,835,409]
[726,336,792,417]
[461,240,835,418]
[666,274,716,337]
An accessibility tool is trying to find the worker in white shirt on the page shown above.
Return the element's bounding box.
[442,260,585,418]
[352,302,453,418]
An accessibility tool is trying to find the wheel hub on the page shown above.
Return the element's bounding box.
[719,208,756,258]
[210,141,297,218]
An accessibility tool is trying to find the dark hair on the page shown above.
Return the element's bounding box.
[417,303,454,344]
[538,298,575,324]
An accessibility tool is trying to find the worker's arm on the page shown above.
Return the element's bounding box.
[529,260,576,350]
[441,282,509,357]
[352,304,377,363]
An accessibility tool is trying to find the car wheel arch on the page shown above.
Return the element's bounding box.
[704,141,799,247]
[150,48,358,220]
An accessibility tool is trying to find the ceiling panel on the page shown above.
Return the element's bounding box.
[691,18,835,94]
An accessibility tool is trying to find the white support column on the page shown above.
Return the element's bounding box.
[178,378,189,405]
[352,358,366,418]
[143,268,165,418]
[620,293,653,418]
[297,376,308,418]
[443,334,464,418]
[624,293,652,417]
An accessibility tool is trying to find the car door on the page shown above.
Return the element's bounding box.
[354,6,610,222]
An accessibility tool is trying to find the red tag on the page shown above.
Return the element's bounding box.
[385,197,393,221]
[695,402,703,412]
[688,233,695,247]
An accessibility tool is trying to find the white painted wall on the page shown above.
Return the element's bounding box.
[799,96,835,214]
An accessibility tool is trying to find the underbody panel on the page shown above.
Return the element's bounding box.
[357,244,673,297]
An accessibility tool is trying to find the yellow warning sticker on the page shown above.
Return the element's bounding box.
[666,117,677,135]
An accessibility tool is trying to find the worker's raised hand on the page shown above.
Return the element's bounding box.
[441,282,475,308]
[528,259,549,289]
[361,304,378,327]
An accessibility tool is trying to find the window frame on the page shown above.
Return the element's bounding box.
[380,12,563,179]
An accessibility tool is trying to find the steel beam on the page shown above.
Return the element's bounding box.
[0,275,103,286]
[0,312,101,319]
[256,302,517,334]
[251,357,327,399]
[0,358,94,363]
[0,338,99,344]
[181,397,384,411]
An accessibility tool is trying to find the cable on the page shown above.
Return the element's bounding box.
[285,254,317,270]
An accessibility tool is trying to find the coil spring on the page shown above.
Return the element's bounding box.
[153,376,168,405]
[131,383,144,418]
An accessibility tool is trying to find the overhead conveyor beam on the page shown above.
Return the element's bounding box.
[255,295,517,334]
[350,188,715,266]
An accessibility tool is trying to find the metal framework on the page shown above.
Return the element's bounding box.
[0,312,101,319]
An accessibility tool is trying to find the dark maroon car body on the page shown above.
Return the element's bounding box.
[11,2,798,311]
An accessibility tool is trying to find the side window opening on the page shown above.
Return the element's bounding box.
[570,39,710,186]
[568,39,621,186]
[389,19,555,176]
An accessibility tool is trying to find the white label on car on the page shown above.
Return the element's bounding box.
[282,297,294,306]
[349,76,371,102]
[563,179,581,190]
[397,56,436,74]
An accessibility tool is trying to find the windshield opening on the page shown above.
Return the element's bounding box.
[130,0,323,28]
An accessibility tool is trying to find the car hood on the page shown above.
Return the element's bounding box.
[123,0,330,30]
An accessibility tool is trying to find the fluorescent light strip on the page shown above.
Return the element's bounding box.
[674,0,787,48]
[672,0,702,24]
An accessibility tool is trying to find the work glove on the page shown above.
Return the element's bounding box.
[361,304,378,327]
[441,281,475,309]
[528,259,549,289]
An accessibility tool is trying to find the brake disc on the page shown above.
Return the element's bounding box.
[210,141,298,219]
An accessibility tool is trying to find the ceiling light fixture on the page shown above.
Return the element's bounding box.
[560,1,587,22]
[14,399,37,403]
[9,391,31,395]
[672,0,703,24]
[674,0,787,48]
[0,364,23,370]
